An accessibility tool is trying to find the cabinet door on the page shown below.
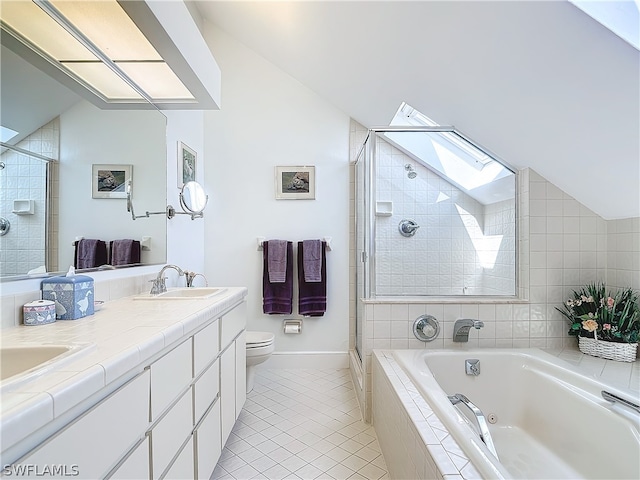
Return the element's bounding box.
[195,400,221,480]
[21,371,149,479]
[151,389,192,480]
[108,437,150,480]
[220,343,235,445]
[193,319,219,378]
[161,436,194,480]
[150,339,192,421]
[235,332,246,415]
[194,359,219,425]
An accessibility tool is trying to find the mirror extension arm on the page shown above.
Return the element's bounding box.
[126,180,208,221]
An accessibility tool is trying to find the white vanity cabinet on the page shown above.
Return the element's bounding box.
[8,295,247,480]
[19,370,150,479]
[219,303,247,446]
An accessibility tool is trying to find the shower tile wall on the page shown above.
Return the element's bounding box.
[374,137,515,296]
[0,119,59,276]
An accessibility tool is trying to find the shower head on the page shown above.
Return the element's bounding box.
[405,164,417,179]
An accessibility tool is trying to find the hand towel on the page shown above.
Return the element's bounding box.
[297,241,327,317]
[263,241,293,314]
[267,239,288,283]
[110,239,141,266]
[75,239,107,269]
[302,239,322,282]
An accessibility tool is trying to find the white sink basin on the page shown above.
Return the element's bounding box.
[1,344,94,392]
[134,287,227,300]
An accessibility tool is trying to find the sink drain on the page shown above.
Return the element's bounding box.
[487,413,498,424]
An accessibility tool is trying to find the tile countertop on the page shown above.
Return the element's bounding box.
[0,287,248,456]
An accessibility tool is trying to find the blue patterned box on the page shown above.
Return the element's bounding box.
[41,274,94,320]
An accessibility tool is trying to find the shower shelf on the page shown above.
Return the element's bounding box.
[375,201,393,216]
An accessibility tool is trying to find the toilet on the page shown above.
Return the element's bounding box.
[245,331,275,393]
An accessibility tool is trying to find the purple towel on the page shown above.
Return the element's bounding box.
[298,241,326,317]
[110,239,141,266]
[267,239,288,283]
[302,239,322,283]
[263,241,293,314]
[75,239,107,269]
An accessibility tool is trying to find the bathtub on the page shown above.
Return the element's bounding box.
[373,349,640,479]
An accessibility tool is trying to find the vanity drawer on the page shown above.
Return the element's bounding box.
[150,389,192,480]
[150,338,192,420]
[108,437,150,480]
[162,436,194,480]
[193,319,219,377]
[193,359,219,424]
[21,371,149,479]
[194,401,221,480]
[220,301,246,348]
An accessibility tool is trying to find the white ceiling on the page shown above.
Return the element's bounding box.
[194,0,640,220]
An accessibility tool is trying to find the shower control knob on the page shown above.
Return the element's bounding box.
[398,219,420,237]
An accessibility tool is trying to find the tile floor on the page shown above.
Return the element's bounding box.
[213,369,389,480]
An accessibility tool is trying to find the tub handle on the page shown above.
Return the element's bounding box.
[448,393,499,460]
[602,390,640,414]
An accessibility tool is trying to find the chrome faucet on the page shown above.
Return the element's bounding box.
[184,271,209,288]
[453,318,484,342]
[150,264,185,295]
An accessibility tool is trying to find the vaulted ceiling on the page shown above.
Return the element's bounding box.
[195,0,639,219]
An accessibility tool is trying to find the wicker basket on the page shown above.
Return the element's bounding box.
[578,337,638,362]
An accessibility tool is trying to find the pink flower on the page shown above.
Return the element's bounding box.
[603,324,612,330]
[607,297,615,308]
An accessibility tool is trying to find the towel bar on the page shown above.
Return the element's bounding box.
[257,237,332,251]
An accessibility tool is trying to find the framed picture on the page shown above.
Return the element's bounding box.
[178,141,196,188]
[92,164,132,199]
[275,166,316,200]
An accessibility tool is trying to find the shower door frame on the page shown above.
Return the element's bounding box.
[365,126,456,298]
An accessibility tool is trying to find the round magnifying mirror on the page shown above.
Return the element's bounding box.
[180,181,208,216]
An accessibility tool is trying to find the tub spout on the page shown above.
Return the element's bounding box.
[453,318,484,342]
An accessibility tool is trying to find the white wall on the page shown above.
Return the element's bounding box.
[201,23,351,356]
[165,110,206,284]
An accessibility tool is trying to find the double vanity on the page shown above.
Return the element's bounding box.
[0,286,248,479]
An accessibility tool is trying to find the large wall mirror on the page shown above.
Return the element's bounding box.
[0,44,167,281]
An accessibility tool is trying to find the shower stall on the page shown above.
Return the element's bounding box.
[352,123,517,361]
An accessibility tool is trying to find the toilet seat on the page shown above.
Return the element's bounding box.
[246,331,274,349]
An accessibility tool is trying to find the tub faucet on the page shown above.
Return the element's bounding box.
[453,318,484,342]
[150,264,185,295]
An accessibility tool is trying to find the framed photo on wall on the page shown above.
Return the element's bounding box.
[275,166,316,200]
[178,141,196,188]
[92,164,132,199]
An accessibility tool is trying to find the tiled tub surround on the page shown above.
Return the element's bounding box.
[372,349,640,480]
[352,167,640,420]
[0,286,247,473]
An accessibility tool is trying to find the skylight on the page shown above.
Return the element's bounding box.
[387,103,513,197]
[570,0,639,50]
[1,126,19,143]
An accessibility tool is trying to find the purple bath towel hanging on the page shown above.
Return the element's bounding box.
[298,241,327,317]
[75,239,107,269]
[263,240,294,314]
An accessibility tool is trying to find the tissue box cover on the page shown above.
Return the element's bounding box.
[41,274,94,320]
[23,300,56,326]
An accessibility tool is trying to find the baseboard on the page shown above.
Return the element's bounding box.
[265,351,349,369]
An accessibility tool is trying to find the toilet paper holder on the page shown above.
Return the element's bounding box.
[283,319,302,334]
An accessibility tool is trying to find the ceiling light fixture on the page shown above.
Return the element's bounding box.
[0,0,195,105]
